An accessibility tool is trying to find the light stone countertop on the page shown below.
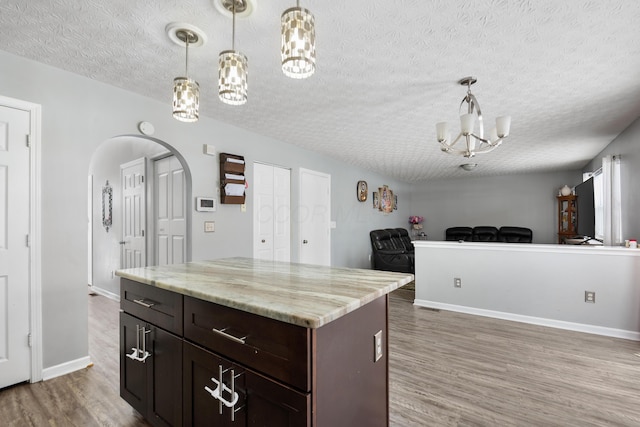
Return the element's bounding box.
[116,257,414,328]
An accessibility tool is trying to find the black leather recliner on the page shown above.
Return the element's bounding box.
[472,226,499,242]
[498,226,533,243]
[445,227,473,241]
[370,228,414,273]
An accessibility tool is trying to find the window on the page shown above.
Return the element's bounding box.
[592,170,604,240]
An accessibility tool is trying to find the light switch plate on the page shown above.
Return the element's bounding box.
[204,221,215,232]
[374,330,383,362]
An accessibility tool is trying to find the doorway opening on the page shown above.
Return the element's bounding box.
[87,135,192,299]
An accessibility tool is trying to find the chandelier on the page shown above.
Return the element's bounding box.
[218,0,248,105]
[168,24,206,122]
[281,0,316,79]
[436,77,511,158]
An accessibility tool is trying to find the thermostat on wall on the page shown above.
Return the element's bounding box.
[196,197,216,212]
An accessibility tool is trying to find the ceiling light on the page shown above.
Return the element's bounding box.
[167,24,206,122]
[219,0,248,105]
[212,0,255,18]
[281,1,316,79]
[460,163,478,171]
[436,77,511,158]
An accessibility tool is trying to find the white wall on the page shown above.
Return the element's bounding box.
[414,241,640,339]
[89,138,167,296]
[408,170,583,244]
[0,50,412,371]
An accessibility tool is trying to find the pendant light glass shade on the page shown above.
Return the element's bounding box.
[281,5,316,79]
[218,0,248,105]
[172,29,200,122]
[173,77,200,122]
[218,50,248,105]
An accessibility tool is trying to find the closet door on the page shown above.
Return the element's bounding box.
[253,163,290,262]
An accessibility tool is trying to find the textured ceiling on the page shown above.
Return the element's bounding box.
[1,0,639,182]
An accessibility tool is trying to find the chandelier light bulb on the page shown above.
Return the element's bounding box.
[496,116,511,138]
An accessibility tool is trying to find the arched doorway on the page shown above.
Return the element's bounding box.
[87,134,192,298]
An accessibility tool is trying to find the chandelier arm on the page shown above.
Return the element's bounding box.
[471,143,502,155]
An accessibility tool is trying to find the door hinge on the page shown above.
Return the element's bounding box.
[26,234,30,247]
[141,230,145,237]
[141,175,144,183]
[28,333,32,348]
[26,134,31,148]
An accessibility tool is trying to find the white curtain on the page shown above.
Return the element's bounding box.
[602,155,622,246]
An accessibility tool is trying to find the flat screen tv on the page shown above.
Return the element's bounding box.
[575,177,596,240]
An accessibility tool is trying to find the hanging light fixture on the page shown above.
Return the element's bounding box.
[281,0,316,79]
[167,24,206,122]
[219,0,248,105]
[436,77,511,158]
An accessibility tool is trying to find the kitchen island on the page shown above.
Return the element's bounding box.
[116,257,413,427]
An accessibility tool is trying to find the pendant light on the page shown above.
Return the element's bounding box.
[168,24,206,122]
[219,0,248,105]
[281,0,316,79]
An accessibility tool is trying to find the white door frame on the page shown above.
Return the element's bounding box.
[0,95,42,382]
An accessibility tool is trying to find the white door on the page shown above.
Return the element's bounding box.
[155,156,186,266]
[253,163,291,262]
[121,158,146,269]
[0,105,31,388]
[299,168,331,266]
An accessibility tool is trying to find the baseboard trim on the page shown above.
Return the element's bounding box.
[413,299,640,341]
[89,285,120,302]
[42,356,93,381]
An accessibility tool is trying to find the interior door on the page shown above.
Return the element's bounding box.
[0,104,31,388]
[253,163,290,262]
[299,168,331,266]
[253,163,275,260]
[155,156,186,266]
[121,158,146,269]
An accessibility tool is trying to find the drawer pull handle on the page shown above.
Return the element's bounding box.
[212,327,247,345]
[133,299,155,308]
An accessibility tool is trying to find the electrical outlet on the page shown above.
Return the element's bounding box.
[454,277,462,288]
[585,291,596,303]
[374,330,383,362]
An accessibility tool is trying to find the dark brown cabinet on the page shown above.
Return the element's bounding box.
[557,195,578,243]
[120,277,390,427]
[120,280,183,427]
[120,313,183,427]
[183,341,309,427]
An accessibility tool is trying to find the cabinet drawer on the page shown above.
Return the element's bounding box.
[121,279,183,335]
[184,296,311,392]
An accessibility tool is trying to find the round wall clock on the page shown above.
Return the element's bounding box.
[357,180,368,202]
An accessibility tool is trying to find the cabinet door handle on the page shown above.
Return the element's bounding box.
[203,369,239,409]
[133,298,155,308]
[126,325,152,363]
[211,327,247,345]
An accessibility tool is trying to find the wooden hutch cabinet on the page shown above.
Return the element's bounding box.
[557,195,577,243]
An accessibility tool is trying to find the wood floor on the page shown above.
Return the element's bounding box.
[2,288,640,426]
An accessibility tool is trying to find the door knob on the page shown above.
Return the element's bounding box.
[261,239,266,243]
[303,240,308,244]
